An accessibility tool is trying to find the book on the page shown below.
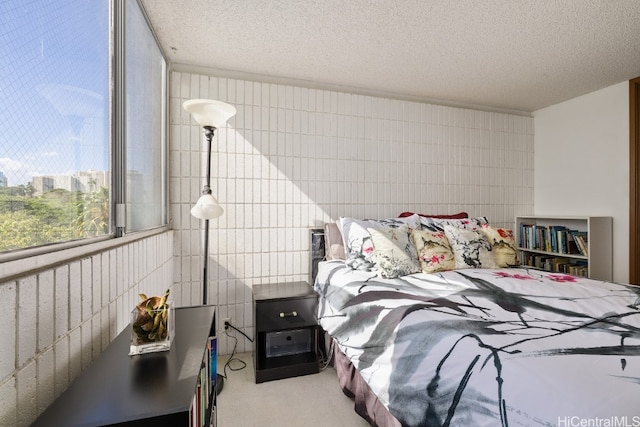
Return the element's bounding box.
[565,230,579,255]
[572,232,588,257]
[209,336,217,395]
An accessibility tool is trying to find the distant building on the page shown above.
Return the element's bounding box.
[0,171,7,187]
[32,176,55,194]
[76,170,109,192]
[31,170,109,195]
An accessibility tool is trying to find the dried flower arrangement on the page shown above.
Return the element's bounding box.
[131,289,171,344]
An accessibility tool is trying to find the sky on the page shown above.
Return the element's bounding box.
[0,0,110,186]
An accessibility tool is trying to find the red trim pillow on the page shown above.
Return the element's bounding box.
[398,211,468,219]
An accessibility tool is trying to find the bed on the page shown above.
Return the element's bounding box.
[313,213,640,427]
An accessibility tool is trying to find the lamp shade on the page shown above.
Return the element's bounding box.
[191,193,224,220]
[183,99,237,128]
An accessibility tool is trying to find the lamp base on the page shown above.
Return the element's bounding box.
[215,373,224,395]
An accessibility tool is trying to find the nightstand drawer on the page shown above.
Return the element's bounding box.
[255,297,317,332]
[266,328,312,357]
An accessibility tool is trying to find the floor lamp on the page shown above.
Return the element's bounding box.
[184,99,236,396]
[183,99,236,305]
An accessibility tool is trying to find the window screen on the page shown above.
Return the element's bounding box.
[0,1,111,252]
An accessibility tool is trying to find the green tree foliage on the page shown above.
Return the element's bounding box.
[75,186,110,236]
[0,186,109,252]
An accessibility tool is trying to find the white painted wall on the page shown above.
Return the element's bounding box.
[170,71,536,356]
[533,81,629,282]
[0,231,174,426]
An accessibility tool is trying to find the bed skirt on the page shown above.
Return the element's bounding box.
[325,331,402,427]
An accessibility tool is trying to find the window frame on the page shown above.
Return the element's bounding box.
[0,0,169,268]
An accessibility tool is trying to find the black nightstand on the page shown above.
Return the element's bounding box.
[253,281,319,383]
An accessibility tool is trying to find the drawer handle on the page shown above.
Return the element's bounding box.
[279,311,298,318]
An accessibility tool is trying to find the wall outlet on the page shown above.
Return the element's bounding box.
[222,317,231,329]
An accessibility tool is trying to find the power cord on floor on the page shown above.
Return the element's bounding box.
[319,335,335,371]
[219,320,253,380]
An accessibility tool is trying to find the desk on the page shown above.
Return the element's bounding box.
[31,305,216,427]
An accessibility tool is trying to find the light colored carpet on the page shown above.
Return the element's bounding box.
[216,352,371,427]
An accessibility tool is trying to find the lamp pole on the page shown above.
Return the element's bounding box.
[202,125,215,305]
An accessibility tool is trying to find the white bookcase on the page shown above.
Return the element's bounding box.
[515,216,612,281]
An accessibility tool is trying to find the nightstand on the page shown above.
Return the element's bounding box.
[253,281,319,383]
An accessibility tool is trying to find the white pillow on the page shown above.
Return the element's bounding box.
[368,225,420,278]
[339,214,421,271]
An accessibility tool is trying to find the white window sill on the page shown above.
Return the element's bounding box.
[0,226,171,282]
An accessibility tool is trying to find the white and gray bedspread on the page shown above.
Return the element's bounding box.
[314,260,640,427]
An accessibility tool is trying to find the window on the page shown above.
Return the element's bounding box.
[0,0,167,255]
[125,0,167,231]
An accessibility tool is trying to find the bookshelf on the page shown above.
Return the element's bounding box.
[515,216,612,281]
[31,305,217,427]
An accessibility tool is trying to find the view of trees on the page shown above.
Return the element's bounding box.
[0,185,109,252]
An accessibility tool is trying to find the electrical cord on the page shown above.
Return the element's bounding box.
[225,321,253,343]
[319,335,335,371]
[220,321,253,379]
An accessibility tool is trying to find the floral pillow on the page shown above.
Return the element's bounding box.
[443,225,498,269]
[481,224,519,267]
[419,216,488,233]
[339,214,421,271]
[410,229,455,273]
[368,225,420,278]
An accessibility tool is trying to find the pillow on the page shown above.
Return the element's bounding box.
[443,225,498,269]
[420,216,488,233]
[324,222,346,260]
[368,225,420,278]
[399,211,468,219]
[410,229,455,273]
[339,214,421,271]
[480,225,519,267]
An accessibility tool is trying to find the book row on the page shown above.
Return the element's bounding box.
[190,336,217,427]
[518,223,588,256]
[521,253,589,277]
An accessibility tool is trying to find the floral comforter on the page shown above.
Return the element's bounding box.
[314,261,640,427]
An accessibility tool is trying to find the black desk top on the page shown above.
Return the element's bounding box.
[31,305,215,427]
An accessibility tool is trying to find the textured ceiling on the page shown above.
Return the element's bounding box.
[140,0,640,113]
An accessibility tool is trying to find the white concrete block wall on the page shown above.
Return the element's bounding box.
[170,71,535,356]
[0,230,174,427]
